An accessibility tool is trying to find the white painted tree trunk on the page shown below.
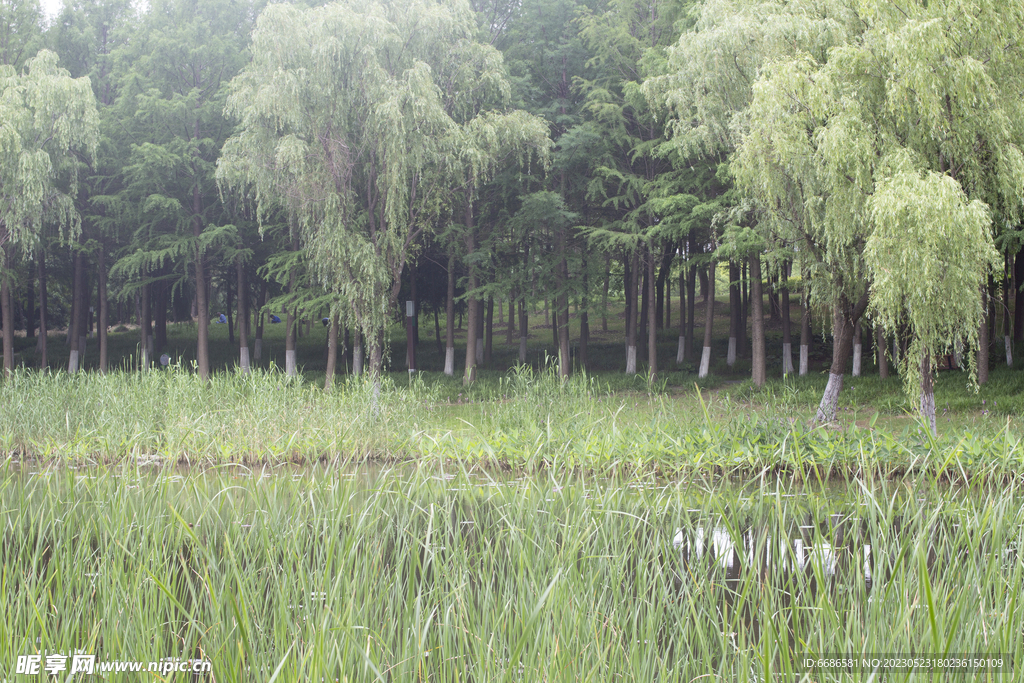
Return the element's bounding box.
[1005,335,1013,367]
[254,338,262,360]
[676,336,685,363]
[353,342,363,376]
[240,346,250,374]
[799,344,809,375]
[815,372,843,423]
[783,342,794,375]
[852,342,862,376]
[285,349,297,377]
[68,349,79,374]
[443,346,455,376]
[626,345,637,375]
[726,337,736,366]
[698,346,711,378]
[518,336,527,364]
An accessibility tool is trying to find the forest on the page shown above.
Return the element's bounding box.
[1,0,1023,435]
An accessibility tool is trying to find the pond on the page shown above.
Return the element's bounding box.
[3,463,1021,681]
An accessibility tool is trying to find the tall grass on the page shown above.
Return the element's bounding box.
[3,365,1024,479]
[2,464,1020,681]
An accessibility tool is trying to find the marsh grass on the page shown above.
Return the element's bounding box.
[3,363,1024,480]
[2,464,1021,681]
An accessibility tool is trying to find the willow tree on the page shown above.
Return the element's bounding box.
[218,0,548,379]
[731,0,1023,424]
[0,50,98,375]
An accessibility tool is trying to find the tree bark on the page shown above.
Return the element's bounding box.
[920,352,936,435]
[140,282,151,371]
[193,181,210,381]
[24,260,34,339]
[727,261,739,367]
[781,262,793,375]
[518,299,528,364]
[36,249,47,369]
[580,258,589,372]
[285,251,297,377]
[875,325,888,379]
[463,194,478,385]
[484,295,494,364]
[237,257,249,373]
[814,292,870,423]
[68,248,84,373]
[601,256,610,332]
[1,248,12,376]
[622,248,630,374]
[677,268,686,363]
[254,279,266,361]
[557,257,570,378]
[324,313,338,390]
[506,289,516,345]
[699,261,715,378]
[799,287,810,376]
[750,254,766,387]
[647,244,657,383]
[978,285,989,385]
[686,237,697,361]
[1014,249,1024,343]
[444,250,456,376]
[852,321,862,377]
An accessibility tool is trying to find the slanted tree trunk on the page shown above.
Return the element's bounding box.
[699,261,715,378]
[921,352,936,435]
[814,292,870,423]
[36,249,47,369]
[727,261,739,367]
[237,257,249,373]
[324,313,338,390]
[625,250,639,374]
[876,325,888,379]
[781,262,793,375]
[750,254,766,387]
[444,251,456,376]
[677,268,686,363]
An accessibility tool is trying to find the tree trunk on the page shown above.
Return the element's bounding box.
[463,194,478,385]
[800,288,810,376]
[226,271,234,345]
[978,285,989,385]
[24,260,34,339]
[353,331,363,376]
[254,279,266,361]
[475,293,485,366]
[727,261,739,367]
[324,313,338,390]
[920,352,936,435]
[876,325,888,379]
[193,180,210,381]
[638,262,649,359]
[622,249,630,374]
[237,257,249,373]
[36,249,47,369]
[814,293,869,423]
[647,244,657,384]
[285,268,297,378]
[506,289,516,345]
[699,261,715,378]
[852,321,862,377]
[141,282,151,371]
[1,248,12,376]
[686,254,696,362]
[444,251,456,376]
[677,268,686,363]
[557,252,570,378]
[781,262,793,375]
[518,299,528,364]
[484,295,494,364]
[580,259,589,372]
[1003,263,1012,367]
[601,256,610,332]
[750,254,766,387]
[1014,249,1024,343]
[623,253,632,352]
[68,249,84,373]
